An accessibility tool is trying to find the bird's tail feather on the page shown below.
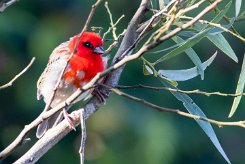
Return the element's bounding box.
[36,111,63,138]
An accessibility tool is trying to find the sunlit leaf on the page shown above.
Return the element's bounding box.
[235,0,242,17]
[229,54,245,117]
[208,34,238,62]
[158,52,217,81]
[172,36,204,79]
[159,79,231,164]
[158,0,164,9]
[143,64,154,75]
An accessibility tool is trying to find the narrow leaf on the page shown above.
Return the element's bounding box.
[208,34,238,62]
[172,36,204,79]
[236,10,245,21]
[229,54,245,117]
[158,52,217,81]
[154,28,211,64]
[235,0,242,17]
[194,1,232,31]
[143,64,154,75]
[159,79,231,164]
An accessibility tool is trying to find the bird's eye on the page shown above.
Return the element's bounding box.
[82,42,94,49]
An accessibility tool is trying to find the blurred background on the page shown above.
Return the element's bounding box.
[0,0,244,163]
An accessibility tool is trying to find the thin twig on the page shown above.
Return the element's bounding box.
[79,108,86,164]
[0,57,35,90]
[0,0,18,13]
[179,15,245,42]
[116,84,245,97]
[103,1,125,40]
[105,29,126,54]
[102,84,245,128]
[117,0,177,61]
[175,0,206,18]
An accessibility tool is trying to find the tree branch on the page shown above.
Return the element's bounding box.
[0,0,18,13]
[0,57,35,90]
[104,84,245,128]
[116,84,245,97]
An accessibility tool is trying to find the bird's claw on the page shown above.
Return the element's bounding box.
[63,109,76,131]
[92,87,109,103]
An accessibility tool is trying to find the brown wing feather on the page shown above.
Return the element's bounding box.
[37,40,71,102]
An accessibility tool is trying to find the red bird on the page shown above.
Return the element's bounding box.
[36,32,106,138]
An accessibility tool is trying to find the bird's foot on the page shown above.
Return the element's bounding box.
[63,109,76,131]
[92,86,109,103]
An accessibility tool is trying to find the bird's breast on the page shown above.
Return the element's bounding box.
[63,55,104,88]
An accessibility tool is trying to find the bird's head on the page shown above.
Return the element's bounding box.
[69,32,104,57]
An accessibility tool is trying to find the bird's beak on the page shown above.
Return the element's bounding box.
[93,46,104,54]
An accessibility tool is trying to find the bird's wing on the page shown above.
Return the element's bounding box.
[37,40,71,103]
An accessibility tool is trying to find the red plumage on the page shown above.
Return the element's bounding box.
[36,32,106,138]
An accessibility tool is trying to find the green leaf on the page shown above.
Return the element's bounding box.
[158,74,178,86]
[143,64,154,75]
[235,0,242,17]
[159,79,231,164]
[194,1,232,31]
[207,34,238,62]
[236,10,245,21]
[229,54,245,117]
[154,28,211,65]
[158,52,217,81]
[172,36,204,79]
[153,1,232,65]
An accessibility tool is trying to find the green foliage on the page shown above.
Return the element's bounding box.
[159,79,231,164]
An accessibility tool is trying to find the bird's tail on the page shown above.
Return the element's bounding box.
[36,111,63,138]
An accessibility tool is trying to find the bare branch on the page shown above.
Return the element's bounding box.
[13,110,81,164]
[104,84,245,128]
[79,108,86,164]
[0,0,18,13]
[116,84,245,97]
[0,57,35,90]
[177,15,245,42]
[103,1,125,40]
